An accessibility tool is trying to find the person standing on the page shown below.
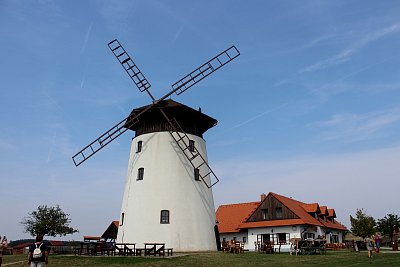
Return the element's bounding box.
[28,235,48,267]
[365,237,374,258]
[0,236,8,267]
[374,232,381,253]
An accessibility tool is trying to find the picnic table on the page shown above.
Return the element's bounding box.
[75,242,97,256]
[114,243,136,256]
[144,243,165,256]
[298,240,326,255]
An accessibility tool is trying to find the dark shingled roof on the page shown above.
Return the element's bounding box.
[124,99,218,138]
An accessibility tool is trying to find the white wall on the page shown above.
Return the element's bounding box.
[116,132,217,251]
[221,226,303,252]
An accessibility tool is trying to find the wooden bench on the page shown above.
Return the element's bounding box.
[74,248,81,256]
[166,248,173,256]
[135,248,144,256]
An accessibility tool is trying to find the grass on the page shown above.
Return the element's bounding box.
[3,250,400,267]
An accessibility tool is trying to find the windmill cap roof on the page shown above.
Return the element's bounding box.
[125,99,218,137]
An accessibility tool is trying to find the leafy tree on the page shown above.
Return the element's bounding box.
[376,213,400,238]
[21,205,78,237]
[350,208,376,239]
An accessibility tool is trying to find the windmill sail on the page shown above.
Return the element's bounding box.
[171,46,240,95]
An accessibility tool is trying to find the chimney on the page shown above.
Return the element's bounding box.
[260,193,266,201]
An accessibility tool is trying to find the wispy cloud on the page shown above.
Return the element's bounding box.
[230,103,288,130]
[172,26,184,44]
[47,131,57,162]
[313,108,400,143]
[307,57,392,100]
[80,21,93,55]
[299,23,400,73]
[0,139,16,151]
[213,145,400,227]
[80,75,85,89]
[301,34,336,50]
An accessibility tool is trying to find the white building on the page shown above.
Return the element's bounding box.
[216,192,347,252]
[116,100,218,252]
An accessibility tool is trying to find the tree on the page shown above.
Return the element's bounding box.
[350,208,376,239]
[21,205,78,237]
[376,213,400,238]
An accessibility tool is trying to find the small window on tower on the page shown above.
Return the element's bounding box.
[160,210,170,224]
[189,140,195,152]
[194,168,200,181]
[137,168,144,180]
[120,213,125,226]
[137,141,143,153]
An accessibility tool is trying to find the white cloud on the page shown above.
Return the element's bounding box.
[213,146,400,229]
[299,23,400,73]
[80,21,93,55]
[312,108,400,143]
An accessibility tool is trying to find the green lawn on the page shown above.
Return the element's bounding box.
[4,251,400,267]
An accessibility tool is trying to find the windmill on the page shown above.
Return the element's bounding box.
[72,39,240,251]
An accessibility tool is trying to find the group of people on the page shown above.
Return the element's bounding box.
[364,233,382,258]
[0,234,49,267]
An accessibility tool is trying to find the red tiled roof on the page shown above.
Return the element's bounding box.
[301,203,320,213]
[47,241,65,246]
[217,192,347,233]
[239,193,324,229]
[102,221,120,239]
[216,202,259,233]
[240,219,308,229]
[83,236,101,241]
[319,217,347,231]
[319,206,328,215]
[328,209,336,218]
[12,242,33,249]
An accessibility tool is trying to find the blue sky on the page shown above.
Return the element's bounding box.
[1,0,400,241]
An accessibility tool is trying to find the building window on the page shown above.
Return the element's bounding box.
[137,168,144,180]
[275,207,283,219]
[160,210,170,224]
[136,141,143,153]
[306,233,315,239]
[189,140,195,152]
[277,233,288,244]
[243,236,247,243]
[120,213,125,226]
[194,168,200,181]
[262,209,268,220]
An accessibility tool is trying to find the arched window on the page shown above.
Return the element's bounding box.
[160,210,170,224]
[136,141,143,153]
[137,168,144,180]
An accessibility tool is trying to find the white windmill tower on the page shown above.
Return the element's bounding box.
[72,39,240,251]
